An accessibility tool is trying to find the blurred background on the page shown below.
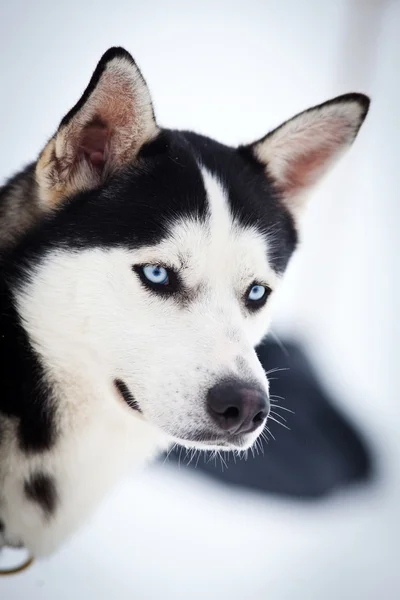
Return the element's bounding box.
[0,0,398,598]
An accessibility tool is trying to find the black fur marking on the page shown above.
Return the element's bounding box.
[114,379,141,412]
[7,129,296,275]
[0,276,57,453]
[0,519,4,532]
[5,131,208,259]
[24,472,58,518]
[182,131,298,273]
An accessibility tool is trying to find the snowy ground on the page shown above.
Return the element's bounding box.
[1,451,398,600]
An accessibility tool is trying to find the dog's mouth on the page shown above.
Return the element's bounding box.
[114,379,141,413]
[113,381,258,449]
[172,430,249,450]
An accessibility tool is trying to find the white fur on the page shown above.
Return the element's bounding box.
[3,169,277,556]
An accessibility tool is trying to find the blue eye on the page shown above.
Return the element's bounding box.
[248,284,266,302]
[142,265,169,285]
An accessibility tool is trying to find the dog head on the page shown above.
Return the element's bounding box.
[12,48,369,451]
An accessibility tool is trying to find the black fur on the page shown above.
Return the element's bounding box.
[114,379,141,412]
[183,131,298,273]
[0,163,40,255]
[4,130,296,273]
[0,276,57,453]
[24,472,58,518]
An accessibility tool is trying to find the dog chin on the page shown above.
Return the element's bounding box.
[169,432,261,452]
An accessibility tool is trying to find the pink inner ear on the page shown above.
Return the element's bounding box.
[284,145,334,194]
[278,117,351,195]
[79,121,109,169]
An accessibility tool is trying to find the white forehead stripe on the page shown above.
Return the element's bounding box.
[199,165,279,287]
[200,167,233,237]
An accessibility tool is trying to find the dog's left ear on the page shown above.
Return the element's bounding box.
[243,93,370,220]
[36,47,158,207]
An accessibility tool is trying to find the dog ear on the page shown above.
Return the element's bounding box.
[243,94,370,221]
[36,47,158,207]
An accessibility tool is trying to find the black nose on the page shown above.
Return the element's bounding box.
[207,380,269,435]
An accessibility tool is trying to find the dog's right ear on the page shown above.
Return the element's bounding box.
[36,47,158,208]
[242,93,370,223]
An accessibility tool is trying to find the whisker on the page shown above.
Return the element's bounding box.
[163,443,177,464]
[207,450,216,465]
[265,426,276,441]
[219,452,228,471]
[265,367,290,376]
[268,415,291,430]
[270,394,286,402]
[186,448,197,467]
[269,404,295,414]
[195,450,202,469]
[270,409,287,423]
[184,448,190,465]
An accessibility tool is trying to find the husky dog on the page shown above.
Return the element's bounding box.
[0,48,369,556]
